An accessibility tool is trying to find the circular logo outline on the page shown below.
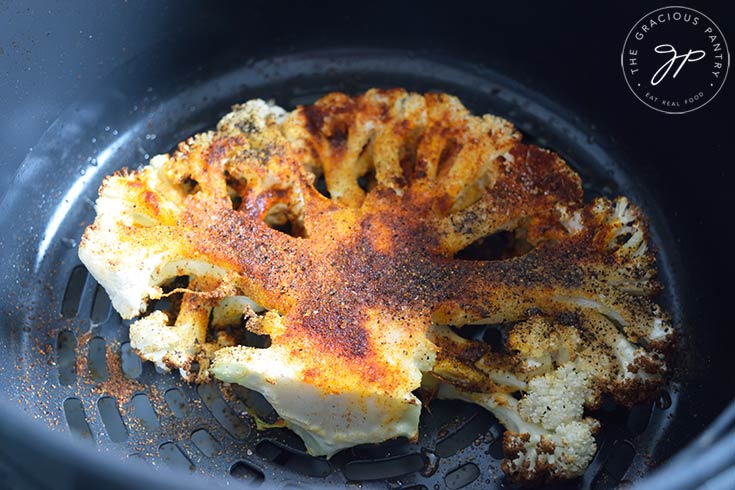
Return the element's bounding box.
[620,5,730,114]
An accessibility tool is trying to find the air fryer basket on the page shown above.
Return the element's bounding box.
[0,49,730,490]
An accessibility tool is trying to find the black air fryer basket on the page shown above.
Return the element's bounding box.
[0,2,733,490]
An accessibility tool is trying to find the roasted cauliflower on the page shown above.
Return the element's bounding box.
[79,89,674,484]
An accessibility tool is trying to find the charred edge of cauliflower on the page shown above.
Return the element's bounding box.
[559,196,660,296]
[551,196,674,358]
[433,309,670,484]
[511,312,668,408]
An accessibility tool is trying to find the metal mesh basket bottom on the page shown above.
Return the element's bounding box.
[48,264,674,490]
[1,50,682,490]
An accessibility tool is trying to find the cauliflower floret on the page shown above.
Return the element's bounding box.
[518,364,591,430]
[503,420,598,482]
[438,362,600,484]
[501,364,600,483]
[430,311,666,484]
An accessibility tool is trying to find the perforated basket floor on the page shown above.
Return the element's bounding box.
[0,50,683,490]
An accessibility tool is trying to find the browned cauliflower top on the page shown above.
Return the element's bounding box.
[79,88,674,484]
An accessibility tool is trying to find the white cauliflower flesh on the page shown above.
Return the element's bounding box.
[429,308,668,483]
[211,309,436,458]
[438,363,600,483]
[78,89,674,484]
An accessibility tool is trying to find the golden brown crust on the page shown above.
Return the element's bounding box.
[92,88,669,390]
[82,89,673,482]
[98,89,593,394]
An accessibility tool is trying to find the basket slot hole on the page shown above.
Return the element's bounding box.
[627,402,653,434]
[197,383,250,440]
[657,390,672,410]
[581,438,611,487]
[159,442,194,471]
[349,437,413,460]
[191,428,221,457]
[88,336,108,382]
[605,440,636,481]
[130,393,159,431]
[592,440,636,489]
[592,471,615,490]
[233,386,279,424]
[90,284,111,324]
[592,469,619,490]
[256,439,332,477]
[444,462,480,489]
[230,461,265,484]
[435,408,494,457]
[120,342,142,379]
[343,453,424,481]
[487,436,505,460]
[97,396,128,442]
[423,398,459,426]
[434,401,482,437]
[61,265,88,317]
[265,428,307,453]
[63,397,94,442]
[56,329,77,386]
[164,388,189,418]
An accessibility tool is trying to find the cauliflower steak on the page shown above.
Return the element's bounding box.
[79,89,674,484]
